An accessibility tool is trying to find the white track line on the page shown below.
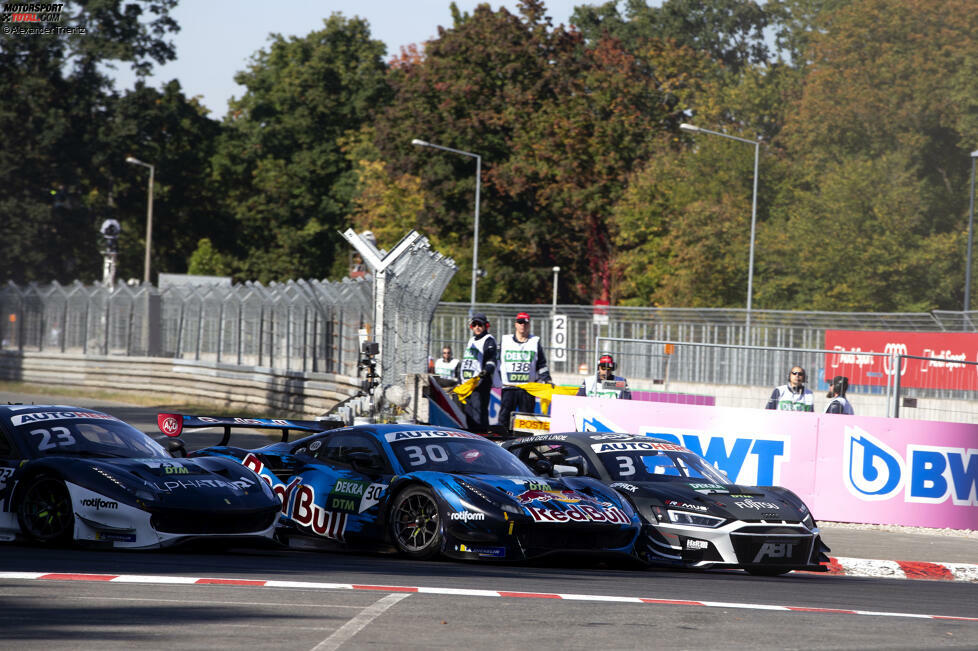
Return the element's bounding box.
[0,571,975,622]
[311,592,410,651]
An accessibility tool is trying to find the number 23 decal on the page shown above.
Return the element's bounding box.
[30,427,77,450]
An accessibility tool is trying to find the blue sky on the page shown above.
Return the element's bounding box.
[110,0,590,118]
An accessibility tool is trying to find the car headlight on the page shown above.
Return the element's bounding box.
[134,488,157,502]
[667,509,725,528]
[458,479,522,515]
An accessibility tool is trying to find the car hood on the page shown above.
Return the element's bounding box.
[53,456,275,507]
[610,480,809,521]
[416,472,635,522]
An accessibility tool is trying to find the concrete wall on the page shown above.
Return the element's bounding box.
[0,351,361,419]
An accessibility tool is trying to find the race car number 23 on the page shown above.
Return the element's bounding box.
[30,427,77,450]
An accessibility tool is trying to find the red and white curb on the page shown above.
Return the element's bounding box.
[0,570,975,622]
[820,556,978,582]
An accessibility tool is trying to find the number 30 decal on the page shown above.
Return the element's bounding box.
[403,444,449,466]
[30,427,77,451]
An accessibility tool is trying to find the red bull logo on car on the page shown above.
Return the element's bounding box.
[515,489,587,504]
[525,503,630,524]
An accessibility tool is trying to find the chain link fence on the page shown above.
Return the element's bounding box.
[373,236,457,387]
[1,234,457,396]
[431,302,978,374]
[0,279,373,378]
[431,302,978,423]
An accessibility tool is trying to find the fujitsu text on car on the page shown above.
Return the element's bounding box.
[161,415,642,562]
[503,432,830,575]
[0,405,281,548]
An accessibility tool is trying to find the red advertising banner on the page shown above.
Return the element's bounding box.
[824,330,978,390]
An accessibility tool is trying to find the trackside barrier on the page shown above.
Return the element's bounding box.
[594,337,978,423]
[550,395,977,530]
[0,351,361,419]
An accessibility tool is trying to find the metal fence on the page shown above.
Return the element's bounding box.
[0,279,373,378]
[431,302,978,422]
[431,302,978,372]
[1,234,456,390]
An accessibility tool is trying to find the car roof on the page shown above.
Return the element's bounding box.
[0,404,112,418]
[505,432,658,446]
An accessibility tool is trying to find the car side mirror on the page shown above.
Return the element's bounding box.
[167,438,187,458]
[553,464,579,477]
[532,459,553,476]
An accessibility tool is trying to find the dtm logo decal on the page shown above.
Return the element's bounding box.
[844,426,978,506]
[643,428,789,487]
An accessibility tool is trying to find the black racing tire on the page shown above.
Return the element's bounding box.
[388,485,443,560]
[17,475,74,545]
[745,566,792,577]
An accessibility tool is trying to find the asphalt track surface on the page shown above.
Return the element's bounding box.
[1,392,976,649]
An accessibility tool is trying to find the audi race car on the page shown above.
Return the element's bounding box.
[0,405,282,548]
[503,432,831,575]
[160,415,642,561]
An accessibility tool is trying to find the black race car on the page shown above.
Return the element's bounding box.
[503,432,831,575]
[0,405,281,548]
[161,415,642,562]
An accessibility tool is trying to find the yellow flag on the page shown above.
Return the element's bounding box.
[452,376,482,404]
[515,382,579,414]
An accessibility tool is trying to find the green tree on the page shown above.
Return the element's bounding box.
[99,81,224,282]
[373,0,697,304]
[572,0,772,72]
[0,0,181,283]
[773,0,978,310]
[211,14,391,283]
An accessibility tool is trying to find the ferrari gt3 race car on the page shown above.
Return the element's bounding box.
[160,415,642,561]
[503,432,831,575]
[0,405,281,548]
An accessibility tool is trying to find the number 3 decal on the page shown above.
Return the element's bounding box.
[616,455,635,476]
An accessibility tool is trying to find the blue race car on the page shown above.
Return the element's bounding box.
[0,405,281,548]
[160,415,641,561]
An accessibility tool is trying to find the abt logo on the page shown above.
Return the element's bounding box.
[844,426,978,506]
[753,542,794,562]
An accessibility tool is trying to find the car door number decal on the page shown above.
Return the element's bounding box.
[404,444,449,466]
[29,426,76,450]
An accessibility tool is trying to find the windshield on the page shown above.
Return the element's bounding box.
[591,441,730,484]
[386,430,534,476]
[10,410,169,458]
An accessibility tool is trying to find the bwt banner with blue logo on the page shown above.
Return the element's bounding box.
[553,396,976,529]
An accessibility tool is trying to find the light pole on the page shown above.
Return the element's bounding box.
[680,123,760,334]
[412,139,481,315]
[964,150,978,314]
[551,266,560,315]
[126,156,155,285]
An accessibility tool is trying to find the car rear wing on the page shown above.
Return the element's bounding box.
[157,413,345,445]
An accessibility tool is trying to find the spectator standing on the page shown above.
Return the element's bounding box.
[825,375,854,414]
[497,312,552,431]
[765,365,814,411]
[576,354,631,399]
[458,314,498,432]
[433,346,460,384]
